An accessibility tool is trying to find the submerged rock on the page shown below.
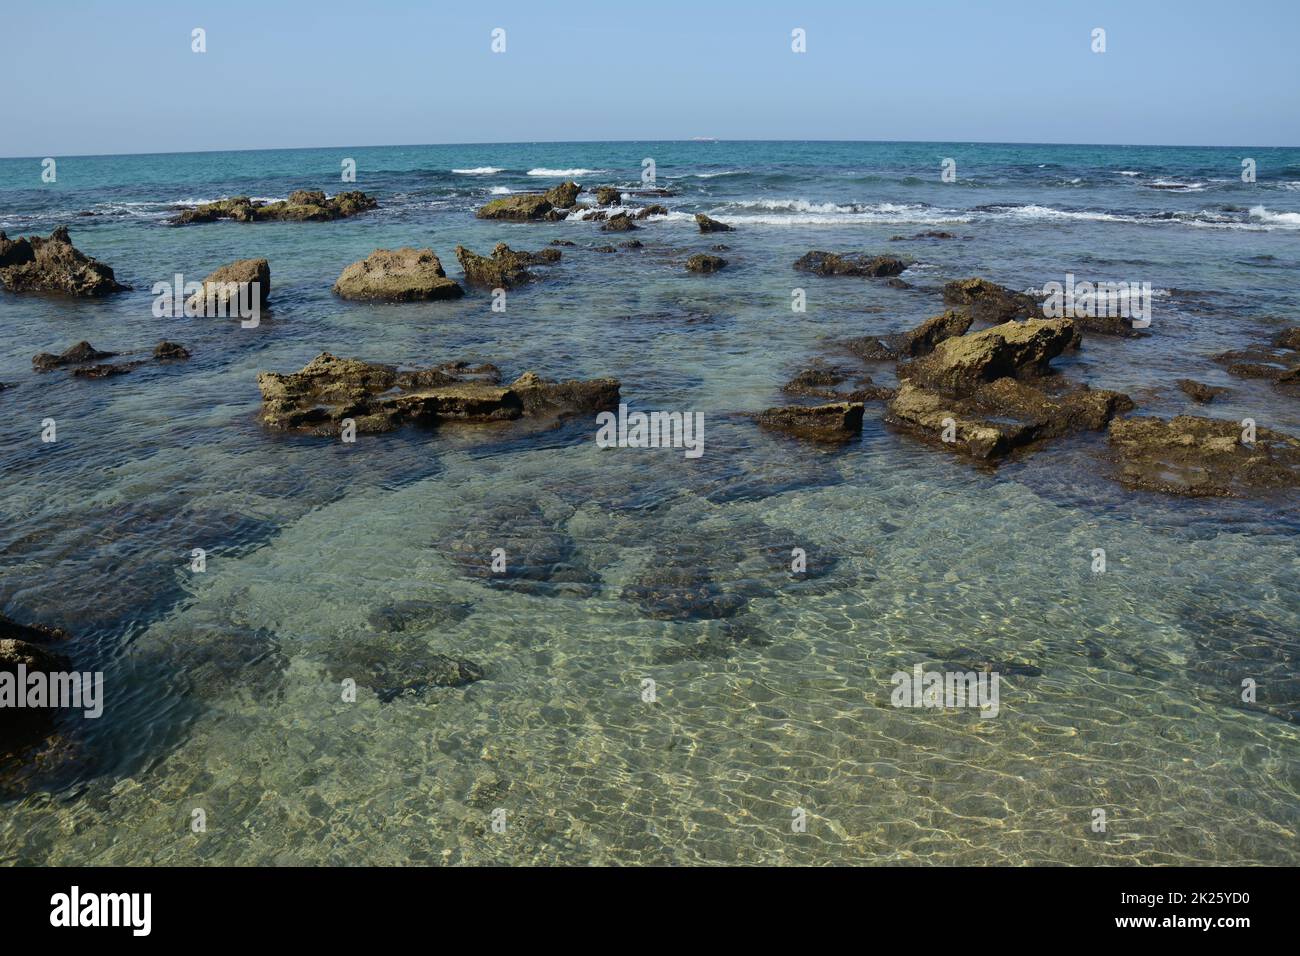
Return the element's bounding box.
[333,248,463,301]
[366,599,473,633]
[942,277,1037,323]
[173,190,376,225]
[322,631,484,702]
[438,497,602,598]
[757,401,865,441]
[185,257,271,313]
[0,227,127,297]
[886,379,1132,460]
[695,213,734,233]
[0,614,73,759]
[455,242,560,288]
[1107,415,1300,497]
[257,352,618,437]
[33,341,117,370]
[1177,379,1228,404]
[685,253,727,273]
[794,251,908,278]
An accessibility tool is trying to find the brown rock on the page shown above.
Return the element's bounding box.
[454,243,560,288]
[757,402,865,440]
[695,213,734,233]
[185,258,271,314]
[685,253,727,273]
[333,248,463,302]
[0,228,127,297]
[794,251,908,278]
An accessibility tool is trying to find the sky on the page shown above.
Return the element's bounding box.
[1,0,1296,157]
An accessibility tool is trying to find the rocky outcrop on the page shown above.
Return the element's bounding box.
[544,181,581,209]
[845,310,973,362]
[172,190,377,225]
[0,227,127,296]
[886,379,1133,460]
[333,248,463,301]
[34,340,189,378]
[600,213,637,232]
[1108,415,1300,497]
[185,258,271,313]
[942,277,1037,323]
[781,362,894,402]
[794,251,908,278]
[695,213,734,233]
[1,614,72,757]
[636,204,669,219]
[1177,379,1228,404]
[256,352,618,437]
[685,253,726,273]
[476,193,554,221]
[454,243,560,288]
[594,187,621,206]
[757,401,865,440]
[903,318,1080,393]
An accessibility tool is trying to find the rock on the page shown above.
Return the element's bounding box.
[185,257,271,314]
[550,239,577,247]
[476,193,554,221]
[33,341,117,370]
[173,190,376,225]
[600,213,638,232]
[0,228,127,296]
[592,245,616,253]
[70,361,142,379]
[257,352,618,437]
[782,364,846,395]
[366,599,473,633]
[757,402,865,440]
[1072,314,1145,337]
[793,251,908,278]
[544,181,581,209]
[695,213,734,233]
[1272,327,1300,351]
[454,242,560,288]
[891,231,958,241]
[1,614,72,758]
[154,341,190,361]
[1108,415,1300,497]
[333,248,463,301]
[636,204,669,219]
[942,277,1038,323]
[594,187,622,206]
[905,318,1080,393]
[848,310,974,362]
[618,240,643,250]
[323,633,484,702]
[1177,379,1228,403]
[1212,347,1300,383]
[685,253,727,273]
[886,379,1132,460]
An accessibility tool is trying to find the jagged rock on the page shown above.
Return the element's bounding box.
[1,614,72,758]
[1212,347,1300,382]
[592,245,616,253]
[257,352,618,437]
[333,248,462,301]
[685,253,726,273]
[904,318,1080,393]
[886,379,1132,460]
[695,213,734,233]
[757,401,865,440]
[1177,379,1228,403]
[0,227,127,296]
[942,277,1037,323]
[33,341,117,370]
[636,204,669,219]
[594,187,622,206]
[455,242,560,288]
[1108,415,1300,497]
[544,181,581,208]
[185,257,271,314]
[600,213,638,232]
[476,193,554,221]
[619,239,643,250]
[846,310,973,362]
[550,239,577,247]
[794,251,908,278]
[172,190,376,225]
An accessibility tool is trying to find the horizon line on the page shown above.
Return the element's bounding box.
[3,137,1298,162]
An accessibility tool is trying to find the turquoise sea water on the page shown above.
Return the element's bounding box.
[1,141,1299,864]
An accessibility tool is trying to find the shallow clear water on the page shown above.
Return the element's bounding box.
[1,141,1298,864]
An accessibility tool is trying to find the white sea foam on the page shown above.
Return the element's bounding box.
[489,186,513,195]
[527,167,602,177]
[1118,170,1142,177]
[453,167,504,175]
[1249,205,1300,227]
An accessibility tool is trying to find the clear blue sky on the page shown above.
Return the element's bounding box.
[2,0,1296,157]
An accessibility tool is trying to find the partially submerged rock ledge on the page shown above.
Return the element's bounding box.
[172,190,377,225]
[257,352,619,437]
[0,227,127,297]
